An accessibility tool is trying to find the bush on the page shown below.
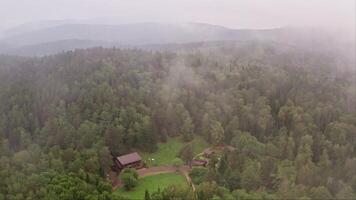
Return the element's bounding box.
[121,168,139,190]
[189,167,208,185]
[172,158,184,168]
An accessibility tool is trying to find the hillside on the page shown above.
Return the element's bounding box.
[0,43,355,199]
[0,23,352,58]
[2,39,117,57]
[0,23,263,46]
[0,23,280,56]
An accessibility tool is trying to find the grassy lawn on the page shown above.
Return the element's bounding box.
[115,173,187,199]
[191,136,209,155]
[142,136,209,166]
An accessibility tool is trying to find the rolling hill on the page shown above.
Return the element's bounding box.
[0,23,279,56]
[0,22,351,58]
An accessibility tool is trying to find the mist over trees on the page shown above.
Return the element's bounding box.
[0,40,355,199]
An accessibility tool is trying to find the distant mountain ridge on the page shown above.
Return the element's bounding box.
[0,22,349,57]
[2,39,118,57]
[1,23,274,46]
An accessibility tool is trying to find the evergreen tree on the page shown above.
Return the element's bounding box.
[144,189,151,200]
[179,144,194,166]
[181,113,194,142]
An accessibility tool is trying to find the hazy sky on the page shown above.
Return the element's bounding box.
[0,0,354,30]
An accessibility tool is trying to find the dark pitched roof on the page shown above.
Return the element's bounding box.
[203,148,214,155]
[117,152,142,165]
[225,145,236,151]
[192,159,208,166]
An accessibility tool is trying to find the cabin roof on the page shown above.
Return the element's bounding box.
[192,159,207,166]
[116,152,142,165]
[225,145,236,151]
[203,148,214,155]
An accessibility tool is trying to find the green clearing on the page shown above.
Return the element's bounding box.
[191,136,210,155]
[142,136,209,166]
[115,173,187,199]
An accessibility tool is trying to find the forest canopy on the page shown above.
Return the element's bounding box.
[0,42,355,199]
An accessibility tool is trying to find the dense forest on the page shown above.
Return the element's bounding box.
[0,42,355,199]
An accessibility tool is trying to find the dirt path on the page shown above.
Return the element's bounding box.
[178,165,195,191]
[108,171,123,191]
[112,165,194,191]
[112,179,123,191]
[137,166,177,177]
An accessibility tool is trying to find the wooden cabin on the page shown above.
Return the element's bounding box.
[113,152,143,172]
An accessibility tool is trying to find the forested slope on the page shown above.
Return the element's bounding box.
[0,43,355,199]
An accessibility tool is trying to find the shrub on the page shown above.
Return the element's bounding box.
[189,167,208,185]
[121,168,139,190]
[172,158,184,168]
